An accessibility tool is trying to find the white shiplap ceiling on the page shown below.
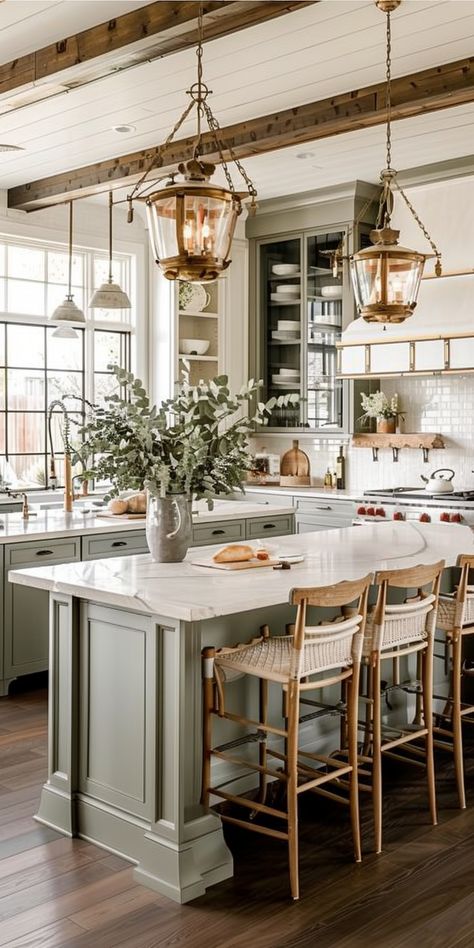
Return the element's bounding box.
[0,0,473,200]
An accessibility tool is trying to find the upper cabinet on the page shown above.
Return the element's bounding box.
[247,183,377,434]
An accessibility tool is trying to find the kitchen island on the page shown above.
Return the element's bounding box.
[9,521,474,904]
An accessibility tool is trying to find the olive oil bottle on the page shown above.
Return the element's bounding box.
[336,445,345,490]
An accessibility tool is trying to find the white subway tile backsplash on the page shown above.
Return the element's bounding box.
[251,377,474,491]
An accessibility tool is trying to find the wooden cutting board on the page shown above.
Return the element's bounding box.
[96,511,146,520]
[192,556,280,571]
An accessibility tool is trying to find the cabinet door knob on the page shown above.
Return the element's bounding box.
[111,541,127,547]
[36,549,53,556]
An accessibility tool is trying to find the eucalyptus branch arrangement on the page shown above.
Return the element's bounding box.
[358,390,404,425]
[77,363,298,505]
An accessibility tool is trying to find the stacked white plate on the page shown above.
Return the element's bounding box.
[272,263,299,276]
[271,292,300,303]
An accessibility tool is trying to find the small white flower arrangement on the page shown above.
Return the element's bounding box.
[359,391,403,425]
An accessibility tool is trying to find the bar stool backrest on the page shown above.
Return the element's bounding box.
[371,560,445,655]
[449,554,474,627]
[288,573,372,681]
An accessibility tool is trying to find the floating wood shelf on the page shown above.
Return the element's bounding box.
[352,433,445,449]
[352,433,445,463]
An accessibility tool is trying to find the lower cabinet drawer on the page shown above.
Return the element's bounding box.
[246,515,294,539]
[4,538,81,681]
[82,531,148,560]
[192,519,246,546]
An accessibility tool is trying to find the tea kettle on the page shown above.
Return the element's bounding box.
[420,468,455,494]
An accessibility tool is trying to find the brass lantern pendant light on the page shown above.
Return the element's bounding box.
[350,0,442,324]
[90,193,131,309]
[127,4,257,284]
[50,200,86,337]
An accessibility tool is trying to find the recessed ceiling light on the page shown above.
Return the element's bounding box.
[296,151,316,160]
[112,124,136,134]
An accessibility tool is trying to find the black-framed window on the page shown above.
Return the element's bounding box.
[0,238,134,490]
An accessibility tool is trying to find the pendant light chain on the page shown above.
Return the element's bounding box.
[385,10,393,172]
[108,192,113,282]
[393,180,442,274]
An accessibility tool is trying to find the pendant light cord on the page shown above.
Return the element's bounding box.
[68,201,73,296]
[108,192,113,282]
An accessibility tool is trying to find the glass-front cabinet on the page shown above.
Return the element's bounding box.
[259,229,347,431]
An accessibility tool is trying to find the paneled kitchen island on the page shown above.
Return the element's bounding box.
[9,522,474,904]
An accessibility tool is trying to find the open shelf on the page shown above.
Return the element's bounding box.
[352,433,445,448]
[178,310,219,318]
[178,354,218,362]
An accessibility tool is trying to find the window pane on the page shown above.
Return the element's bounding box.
[0,245,5,276]
[47,371,83,405]
[47,251,83,285]
[7,455,46,488]
[47,283,84,315]
[0,277,5,312]
[8,245,45,281]
[8,413,45,453]
[8,369,45,410]
[93,257,123,287]
[94,372,120,404]
[7,325,45,367]
[0,370,5,410]
[0,325,4,365]
[0,412,4,453]
[7,279,45,316]
[94,331,123,372]
[47,328,83,370]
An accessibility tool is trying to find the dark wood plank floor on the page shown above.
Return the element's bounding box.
[2,680,474,947]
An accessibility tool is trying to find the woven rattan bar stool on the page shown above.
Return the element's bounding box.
[201,573,372,901]
[435,554,474,809]
[359,560,444,854]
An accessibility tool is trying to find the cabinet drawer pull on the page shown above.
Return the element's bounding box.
[262,523,276,529]
[313,505,332,511]
[36,549,53,556]
[111,541,127,548]
[211,529,226,536]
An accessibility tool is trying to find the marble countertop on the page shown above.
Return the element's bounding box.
[9,521,473,623]
[0,500,294,545]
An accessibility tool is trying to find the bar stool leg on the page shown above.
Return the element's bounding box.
[348,666,362,863]
[452,631,466,810]
[372,659,383,854]
[257,626,270,805]
[422,644,438,826]
[286,680,300,901]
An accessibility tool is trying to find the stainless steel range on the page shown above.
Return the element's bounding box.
[353,487,474,527]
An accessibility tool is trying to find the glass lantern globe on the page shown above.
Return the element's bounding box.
[350,226,427,324]
[143,161,244,283]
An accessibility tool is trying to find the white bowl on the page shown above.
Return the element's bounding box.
[277,320,300,331]
[276,284,299,296]
[320,285,343,299]
[279,368,300,377]
[272,264,299,276]
[180,338,210,356]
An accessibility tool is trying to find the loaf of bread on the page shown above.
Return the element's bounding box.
[108,498,128,515]
[124,492,147,513]
[213,544,254,564]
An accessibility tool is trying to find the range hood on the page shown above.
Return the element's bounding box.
[337,268,474,378]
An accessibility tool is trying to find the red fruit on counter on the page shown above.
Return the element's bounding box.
[393,511,404,521]
[366,507,375,517]
[440,512,450,522]
[451,513,462,523]
[375,508,386,517]
[419,513,431,523]
[357,506,367,515]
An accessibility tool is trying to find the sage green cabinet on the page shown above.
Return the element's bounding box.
[82,530,149,560]
[3,538,81,686]
[192,519,246,547]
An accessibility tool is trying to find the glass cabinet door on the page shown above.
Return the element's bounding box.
[305,231,344,431]
[261,237,302,428]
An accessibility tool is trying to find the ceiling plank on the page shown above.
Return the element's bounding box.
[0,1,314,97]
[9,53,474,211]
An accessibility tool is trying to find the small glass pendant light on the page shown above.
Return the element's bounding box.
[89,193,131,309]
[349,0,441,324]
[50,201,85,336]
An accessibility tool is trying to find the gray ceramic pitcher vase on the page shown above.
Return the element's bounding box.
[146,492,192,563]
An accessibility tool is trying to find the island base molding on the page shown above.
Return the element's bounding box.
[37,788,232,903]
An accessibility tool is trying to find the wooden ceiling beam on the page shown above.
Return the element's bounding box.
[8,53,474,211]
[0,2,314,97]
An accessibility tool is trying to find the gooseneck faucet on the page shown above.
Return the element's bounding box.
[47,400,74,512]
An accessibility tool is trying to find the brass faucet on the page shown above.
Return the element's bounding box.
[47,400,75,512]
[0,489,36,519]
